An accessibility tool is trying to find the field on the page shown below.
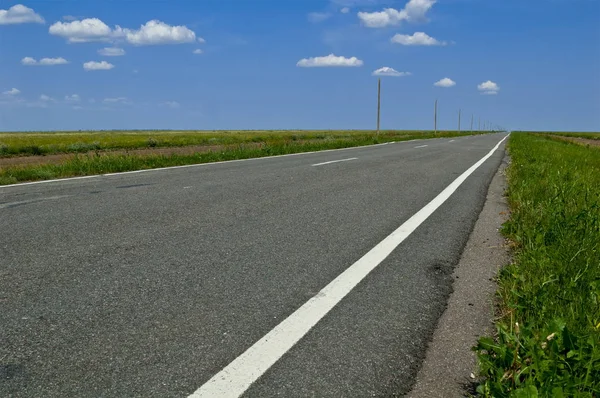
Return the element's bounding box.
[476,133,600,396]
[0,129,486,185]
[515,131,600,140]
[517,131,600,149]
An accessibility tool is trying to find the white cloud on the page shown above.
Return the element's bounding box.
[403,0,437,22]
[40,94,56,101]
[51,18,200,46]
[3,88,20,95]
[124,20,197,45]
[341,7,351,14]
[83,61,115,71]
[358,0,436,28]
[434,77,456,87]
[21,57,37,65]
[297,54,363,67]
[40,57,69,65]
[103,97,130,104]
[308,12,331,23]
[0,4,44,25]
[163,101,180,109]
[358,8,402,28]
[197,37,206,43]
[193,49,203,54]
[62,15,78,21]
[478,80,500,94]
[65,94,80,102]
[391,32,445,46]
[21,57,69,66]
[98,47,125,56]
[49,18,117,43]
[372,67,411,77]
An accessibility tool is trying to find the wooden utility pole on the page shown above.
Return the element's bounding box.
[458,109,461,133]
[434,99,438,133]
[470,114,474,132]
[376,78,381,134]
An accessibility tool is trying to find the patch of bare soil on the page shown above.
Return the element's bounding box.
[0,143,264,168]
[552,135,600,148]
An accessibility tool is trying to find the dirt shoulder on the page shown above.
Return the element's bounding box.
[407,155,511,397]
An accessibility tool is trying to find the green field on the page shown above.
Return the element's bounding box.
[476,133,600,396]
[0,129,487,157]
[0,129,487,185]
[515,131,600,140]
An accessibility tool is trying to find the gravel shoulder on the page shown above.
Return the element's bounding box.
[406,154,511,397]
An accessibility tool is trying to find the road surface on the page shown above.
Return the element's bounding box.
[1,133,508,397]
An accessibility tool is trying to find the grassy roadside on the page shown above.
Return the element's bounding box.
[515,131,600,141]
[0,130,483,185]
[1,129,480,157]
[475,133,600,396]
[549,132,600,140]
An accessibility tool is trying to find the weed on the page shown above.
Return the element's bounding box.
[0,130,488,184]
[475,133,600,396]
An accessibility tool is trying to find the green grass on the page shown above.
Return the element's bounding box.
[515,131,600,140]
[475,133,600,397]
[0,130,486,185]
[1,129,483,157]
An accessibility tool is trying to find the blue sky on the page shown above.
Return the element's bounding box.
[0,0,598,132]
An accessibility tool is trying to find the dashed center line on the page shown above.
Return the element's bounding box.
[449,140,456,143]
[312,158,358,167]
[414,145,429,149]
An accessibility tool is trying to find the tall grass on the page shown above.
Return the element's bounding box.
[0,130,478,157]
[514,131,600,140]
[0,130,483,185]
[475,133,600,396]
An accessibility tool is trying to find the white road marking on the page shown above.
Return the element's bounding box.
[0,175,101,189]
[1,141,408,190]
[189,133,509,398]
[449,140,456,143]
[0,195,71,209]
[414,145,428,148]
[312,157,358,167]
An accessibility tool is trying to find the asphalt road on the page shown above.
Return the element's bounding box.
[1,133,508,397]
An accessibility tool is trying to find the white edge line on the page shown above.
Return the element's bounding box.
[0,174,101,188]
[312,157,358,167]
[188,133,509,398]
[0,194,71,209]
[0,140,427,190]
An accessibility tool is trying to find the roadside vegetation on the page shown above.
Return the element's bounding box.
[476,133,600,396]
[514,131,600,140]
[0,129,487,157]
[0,130,485,185]
[549,132,600,140]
